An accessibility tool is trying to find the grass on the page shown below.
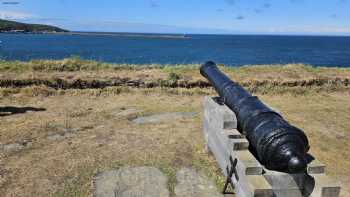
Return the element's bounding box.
[1,57,350,89]
[0,59,350,196]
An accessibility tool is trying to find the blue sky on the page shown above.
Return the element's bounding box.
[0,0,350,35]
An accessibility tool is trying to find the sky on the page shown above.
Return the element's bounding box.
[0,0,350,35]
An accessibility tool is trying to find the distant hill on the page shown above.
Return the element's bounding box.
[0,19,68,33]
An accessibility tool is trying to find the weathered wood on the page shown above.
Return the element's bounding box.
[306,174,341,197]
[307,159,326,174]
[230,150,270,197]
[234,175,273,197]
[263,169,305,197]
[205,119,248,153]
[235,150,263,175]
[207,133,230,176]
[226,129,245,139]
[203,96,341,197]
[204,96,237,130]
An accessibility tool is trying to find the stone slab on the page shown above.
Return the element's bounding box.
[94,167,169,197]
[175,168,223,197]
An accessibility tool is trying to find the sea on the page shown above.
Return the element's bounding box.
[0,33,350,67]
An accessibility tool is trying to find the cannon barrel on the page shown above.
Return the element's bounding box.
[200,61,310,173]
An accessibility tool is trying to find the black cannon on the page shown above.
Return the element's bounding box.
[200,61,310,173]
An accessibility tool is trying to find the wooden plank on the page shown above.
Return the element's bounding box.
[232,139,249,151]
[263,169,306,189]
[307,159,326,174]
[226,129,245,139]
[230,150,267,197]
[235,150,263,175]
[204,118,234,154]
[203,96,342,197]
[263,171,304,197]
[203,96,237,130]
[234,175,273,197]
[205,119,231,176]
[306,174,341,197]
[204,117,248,154]
[207,132,230,176]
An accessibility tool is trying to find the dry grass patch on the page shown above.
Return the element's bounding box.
[1,59,350,86]
[0,60,350,196]
[0,88,349,196]
[0,89,221,197]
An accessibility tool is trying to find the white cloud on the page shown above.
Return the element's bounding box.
[0,10,34,20]
[265,26,350,35]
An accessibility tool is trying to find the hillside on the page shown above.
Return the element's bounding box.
[0,19,68,33]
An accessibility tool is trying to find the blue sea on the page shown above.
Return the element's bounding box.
[0,33,350,67]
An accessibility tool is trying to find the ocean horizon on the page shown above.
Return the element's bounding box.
[1,33,350,67]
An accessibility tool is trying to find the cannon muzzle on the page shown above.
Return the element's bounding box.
[200,61,310,173]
